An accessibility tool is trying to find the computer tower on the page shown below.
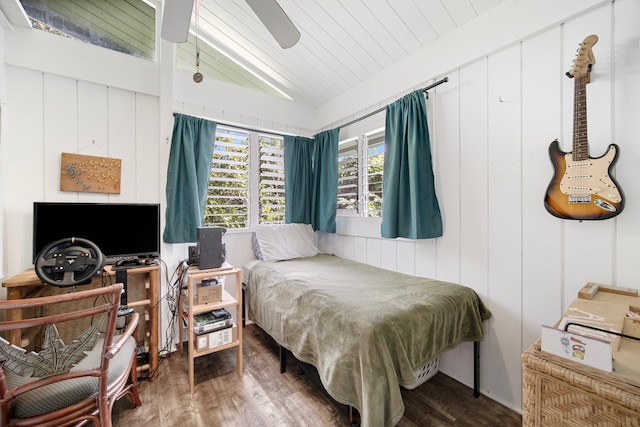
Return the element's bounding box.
[197,226,226,269]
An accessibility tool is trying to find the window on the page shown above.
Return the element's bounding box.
[258,136,286,224]
[204,126,285,229]
[337,138,358,212]
[337,129,385,218]
[20,0,156,60]
[364,131,385,218]
[205,128,250,228]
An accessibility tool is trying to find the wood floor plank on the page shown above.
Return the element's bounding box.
[113,324,521,426]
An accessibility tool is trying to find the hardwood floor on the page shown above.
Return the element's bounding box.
[113,324,522,426]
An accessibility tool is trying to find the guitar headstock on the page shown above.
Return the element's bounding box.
[566,34,598,80]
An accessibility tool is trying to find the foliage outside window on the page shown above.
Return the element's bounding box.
[337,138,358,212]
[337,130,385,218]
[365,132,385,217]
[258,136,286,224]
[204,126,285,229]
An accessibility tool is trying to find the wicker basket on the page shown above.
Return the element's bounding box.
[522,340,640,426]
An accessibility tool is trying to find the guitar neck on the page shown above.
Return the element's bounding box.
[572,75,589,161]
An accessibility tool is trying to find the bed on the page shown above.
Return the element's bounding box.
[245,224,492,427]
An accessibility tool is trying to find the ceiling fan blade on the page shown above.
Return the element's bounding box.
[161,0,195,43]
[245,0,300,49]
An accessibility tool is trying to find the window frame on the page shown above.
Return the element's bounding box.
[336,127,386,219]
[204,124,285,231]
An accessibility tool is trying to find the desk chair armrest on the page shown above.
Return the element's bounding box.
[2,367,101,400]
[106,312,139,360]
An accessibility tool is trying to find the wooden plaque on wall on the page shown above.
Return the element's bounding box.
[60,152,121,194]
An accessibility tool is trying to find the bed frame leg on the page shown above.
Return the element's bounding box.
[349,406,360,426]
[474,341,480,398]
[280,346,287,373]
[241,283,246,327]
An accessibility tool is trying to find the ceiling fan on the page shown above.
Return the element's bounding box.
[161,0,301,49]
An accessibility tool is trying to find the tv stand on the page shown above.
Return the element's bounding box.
[2,264,160,378]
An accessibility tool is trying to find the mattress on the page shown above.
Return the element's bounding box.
[242,259,261,282]
[245,254,491,427]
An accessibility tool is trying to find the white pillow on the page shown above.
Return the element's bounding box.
[254,223,318,262]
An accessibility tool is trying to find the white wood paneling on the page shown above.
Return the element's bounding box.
[353,236,367,264]
[486,43,522,403]
[459,58,489,297]
[43,74,78,201]
[76,81,109,204]
[4,28,159,97]
[521,27,564,350]
[454,57,491,389]
[365,237,382,267]
[108,88,137,202]
[614,0,640,287]
[135,93,162,203]
[379,239,397,272]
[414,239,437,279]
[396,240,415,275]
[3,66,44,277]
[432,71,461,283]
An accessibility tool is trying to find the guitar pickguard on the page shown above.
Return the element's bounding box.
[559,146,622,204]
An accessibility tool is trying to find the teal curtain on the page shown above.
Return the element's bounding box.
[284,135,313,224]
[163,113,217,243]
[311,129,338,232]
[284,128,339,232]
[381,90,442,239]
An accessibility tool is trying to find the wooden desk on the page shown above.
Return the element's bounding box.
[2,264,160,377]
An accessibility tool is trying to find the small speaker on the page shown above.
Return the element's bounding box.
[197,226,226,269]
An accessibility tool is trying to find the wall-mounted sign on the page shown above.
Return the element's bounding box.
[60,152,121,194]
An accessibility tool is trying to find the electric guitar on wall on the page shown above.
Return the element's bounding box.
[544,34,624,220]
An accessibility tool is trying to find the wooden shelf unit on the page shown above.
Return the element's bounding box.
[180,263,243,394]
[2,264,160,377]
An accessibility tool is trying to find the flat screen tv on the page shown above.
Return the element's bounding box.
[33,202,160,264]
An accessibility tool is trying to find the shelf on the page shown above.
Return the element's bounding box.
[128,299,151,308]
[190,290,238,315]
[180,263,243,393]
[192,332,240,357]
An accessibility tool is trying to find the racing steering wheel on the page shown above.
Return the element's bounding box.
[35,237,105,287]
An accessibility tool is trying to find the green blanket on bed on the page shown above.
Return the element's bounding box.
[247,254,491,427]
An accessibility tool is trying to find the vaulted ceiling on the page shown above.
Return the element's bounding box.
[193,0,508,107]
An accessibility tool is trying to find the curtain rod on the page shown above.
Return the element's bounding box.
[171,113,298,137]
[337,77,449,130]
